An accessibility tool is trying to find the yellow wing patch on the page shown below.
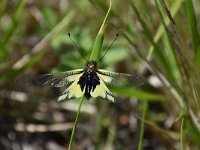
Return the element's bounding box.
[90,78,115,102]
[97,70,112,83]
[57,74,84,101]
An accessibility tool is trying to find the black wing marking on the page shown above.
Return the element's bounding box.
[36,69,84,87]
[97,69,143,88]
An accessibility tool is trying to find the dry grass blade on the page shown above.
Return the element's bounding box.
[15,123,73,132]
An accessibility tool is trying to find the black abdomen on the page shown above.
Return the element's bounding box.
[77,70,100,99]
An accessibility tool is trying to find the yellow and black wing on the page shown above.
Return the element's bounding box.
[36,69,83,87]
[36,69,85,101]
[90,77,116,102]
[91,69,143,102]
[97,69,143,88]
[57,73,85,101]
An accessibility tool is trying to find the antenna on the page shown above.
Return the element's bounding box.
[98,33,119,62]
[68,33,88,62]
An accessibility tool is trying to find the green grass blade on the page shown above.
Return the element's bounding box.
[147,0,183,60]
[196,47,200,69]
[68,97,84,150]
[185,0,200,53]
[90,32,104,61]
[111,88,164,101]
[180,117,184,150]
[185,0,200,68]
[155,0,180,86]
[90,0,112,61]
[0,0,25,58]
[131,1,172,77]
[138,102,148,150]
[185,119,200,148]
[141,0,153,22]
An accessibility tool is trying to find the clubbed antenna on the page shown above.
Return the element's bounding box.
[68,33,88,62]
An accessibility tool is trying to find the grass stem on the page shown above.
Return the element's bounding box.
[138,102,148,150]
[68,96,84,150]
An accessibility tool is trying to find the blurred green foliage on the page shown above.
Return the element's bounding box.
[1,0,200,149]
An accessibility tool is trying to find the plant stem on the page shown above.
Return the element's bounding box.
[180,117,184,150]
[68,96,84,150]
[68,0,112,148]
[138,102,148,150]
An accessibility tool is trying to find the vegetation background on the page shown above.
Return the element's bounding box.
[0,0,200,149]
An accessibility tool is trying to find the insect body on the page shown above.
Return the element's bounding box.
[37,61,143,102]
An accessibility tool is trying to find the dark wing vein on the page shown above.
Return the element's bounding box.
[36,69,83,87]
[98,69,143,88]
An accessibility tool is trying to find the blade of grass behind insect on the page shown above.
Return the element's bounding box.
[111,88,164,101]
[90,0,112,61]
[185,0,200,54]
[92,1,112,148]
[93,1,113,148]
[138,101,148,150]
[131,1,174,80]
[0,0,25,59]
[69,1,112,149]
[68,96,84,150]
